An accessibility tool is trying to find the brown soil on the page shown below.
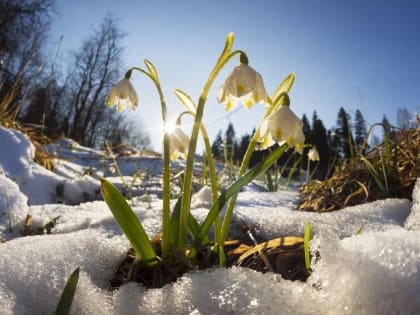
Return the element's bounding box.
[111,235,310,289]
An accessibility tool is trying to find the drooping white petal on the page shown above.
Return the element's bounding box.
[254,72,271,105]
[106,78,138,112]
[217,64,268,111]
[168,125,189,160]
[308,148,320,161]
[257,105,305,153]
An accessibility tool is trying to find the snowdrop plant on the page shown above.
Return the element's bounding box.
[218,77,303,259]
[306,147,320,187]
[101,33,304,268]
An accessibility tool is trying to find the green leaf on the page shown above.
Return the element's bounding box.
[303,222,312,271]
[285,155,302,187]
[100,178,157,266]
[174,89,197,113]
[265,92,291,119]
[54,267,79,315]
[144,59,159,82]
[169,196,182,246]
[195,144,288,247]
[223,32,235,55]
[272,72,295,104]
[170,196,209,246]
[355,223,365,235]
[268,72,295,118]
[360,156,386,192]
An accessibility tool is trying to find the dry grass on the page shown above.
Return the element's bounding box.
[0,83,20,130]
[19,123,55,170]
[1,82,55,170]
[299,127,419,212]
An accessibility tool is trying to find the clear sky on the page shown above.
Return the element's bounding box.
[50,0,420,152]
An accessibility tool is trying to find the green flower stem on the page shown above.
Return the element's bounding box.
[161,134,171,258]
[306,157,311,188]
[177,34,241,254]
[199,124,222,244]
[178,111,222,250]
[130,65,171,258]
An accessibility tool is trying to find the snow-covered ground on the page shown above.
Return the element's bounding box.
[0,125,419,315]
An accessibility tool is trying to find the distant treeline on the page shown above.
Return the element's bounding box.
[211,106,416,180]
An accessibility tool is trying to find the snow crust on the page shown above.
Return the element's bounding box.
[0,126,419,314]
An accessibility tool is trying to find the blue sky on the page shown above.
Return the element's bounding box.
[50,0,420,151]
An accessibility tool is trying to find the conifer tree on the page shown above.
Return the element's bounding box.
[236,133,251,163]
[211,130,223,160]
[310,111,330,178]
[301,114,311,143]
[336,107,355,158]
[224,122,237,162]
[354,109,368,153]
[382,115,392,138]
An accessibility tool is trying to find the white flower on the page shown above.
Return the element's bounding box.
[217,63,270,111]
[258,105,305,154]
[308,147,320,161]
[108,165,116,174]
[167,125,189,160]
[107,78,138,112]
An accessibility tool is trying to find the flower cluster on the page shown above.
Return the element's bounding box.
[102,33,308,270]
[217,61,304,154]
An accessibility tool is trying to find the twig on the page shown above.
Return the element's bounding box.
[246,227,274,273]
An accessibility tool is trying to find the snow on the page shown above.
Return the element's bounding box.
[0,125,419,314]
[406,178,420,231]
[0,174,29,238]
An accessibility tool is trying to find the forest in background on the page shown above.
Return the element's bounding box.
[211,105,417,180]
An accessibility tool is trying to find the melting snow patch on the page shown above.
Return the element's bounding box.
[234,190,412,239]
[0,174,28,239]
[0,125,419,314]
[0,229,127,314]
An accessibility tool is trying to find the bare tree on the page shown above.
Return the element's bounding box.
[0,0,54,125]
[0,0,54,82]
[57,15,149,149]
[60,15,122,146]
